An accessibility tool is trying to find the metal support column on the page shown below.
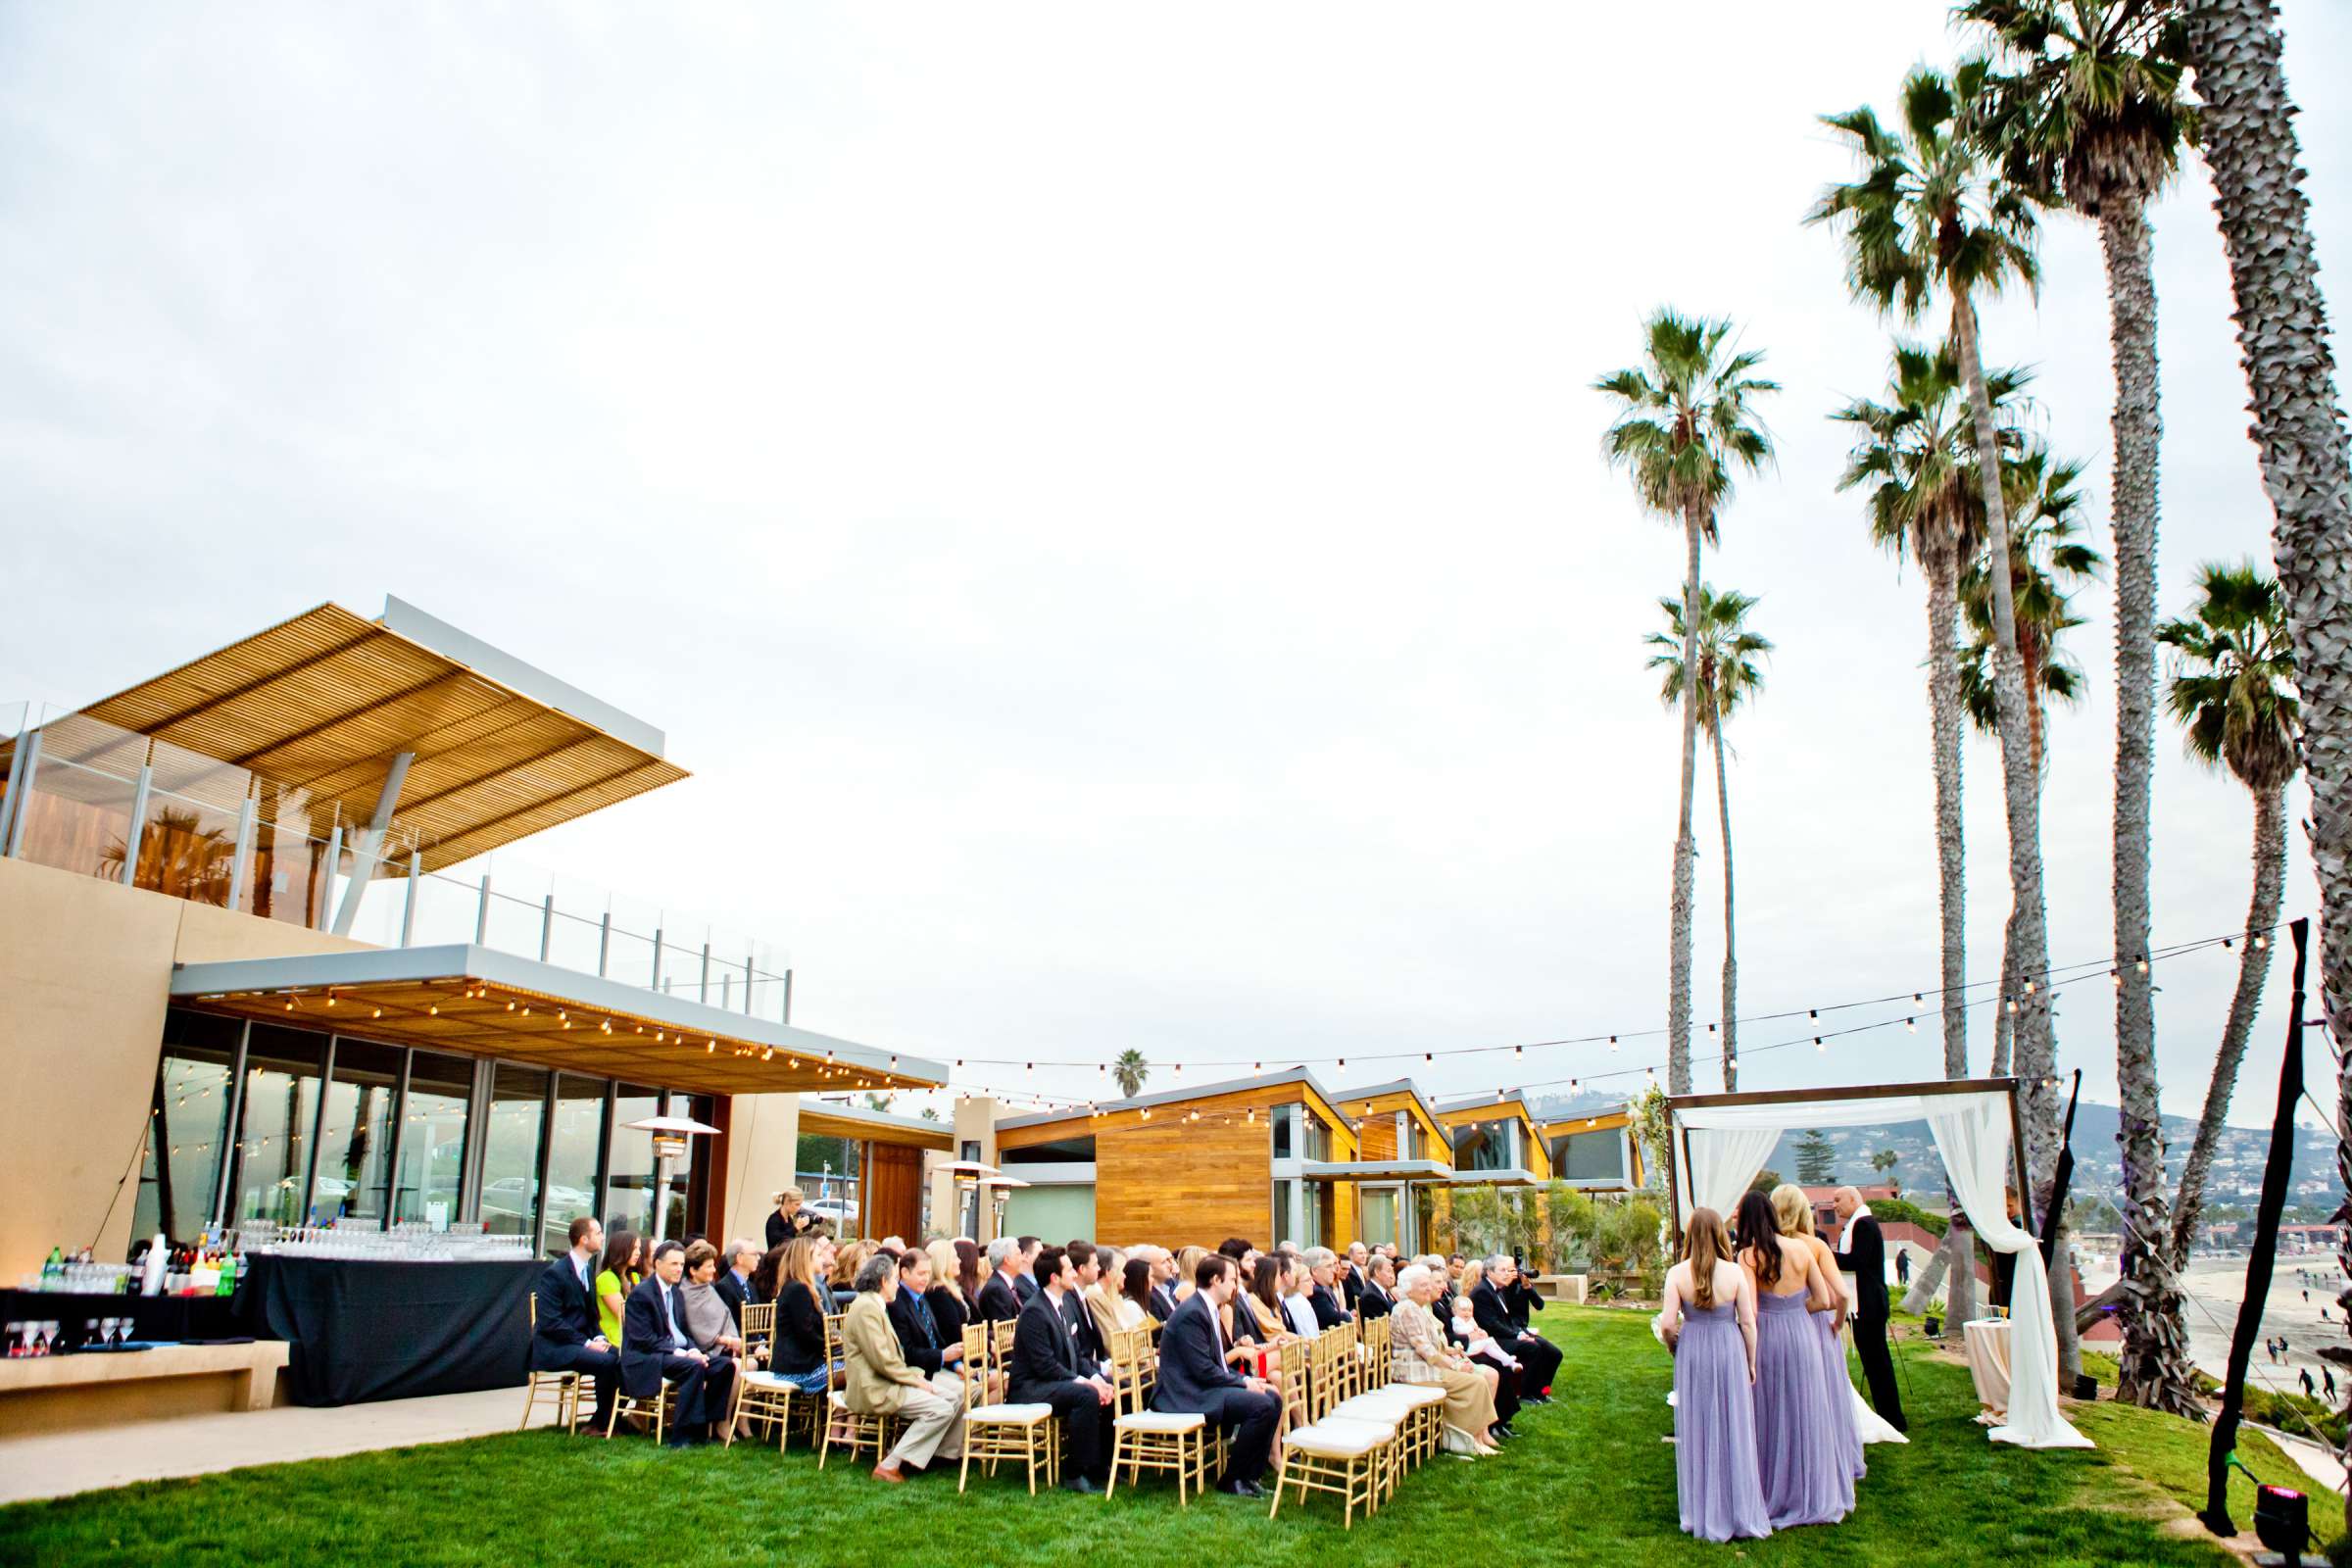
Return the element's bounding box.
[2,728,42,858]
[316,824,342,931]
[699,942,711,1004]
[475,874,493,944]
[210,1020,253,1231]
[400,852,421,946]
[225,797,259,912]
[782,968,793,1025]
[539,894,556,961]
[651,927,664,994]
[598,912,612,978]
[330,751,413,936]
[744,952,756,1015]
[120,764,153,887]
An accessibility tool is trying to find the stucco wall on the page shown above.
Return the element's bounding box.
[719,1092,801,1250]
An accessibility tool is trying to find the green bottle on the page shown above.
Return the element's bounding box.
[215,1252,236,1297]
[41,1247,63,1288]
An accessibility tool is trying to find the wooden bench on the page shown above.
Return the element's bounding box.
[0,1343,290,1435]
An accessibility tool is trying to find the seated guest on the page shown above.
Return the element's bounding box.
[1009,1247,1115,1493]
[1477,1253,1561,1403]
[1242,1254,1294,1346]
[1448,1268,1520,1435]
[1216,1237,1252,1263]
[620,1240,737,1446]
[531,1216,620,1432]
[766,1188,811,1250]
[1118,1258,1156,1333]
[1302,1248,1348,1330]
[750,1244,789,1310]
[593,1230,642,1347]
[1136,1247,1179,1321]
[951,1238,983,1307]
[1084,1247,1143,1357]
[829,1241,869,1309]
[769,1237,839,1395]
[886,1246,965,1379]
[844,1251,966,1483]
[1170,1246,1208,1309]
[713,1239,761,1324]
[974,1237,1027,1323]
[1356,1255,1397,1319]
[1392,1263,1499,1456]
[1281,1259,1321,1340]
[1152,1253,1280,1497]
[1013,1236,1043,1304]
[679,1240,749,1358]
[1341,1242,1370,1313]
[922,1238,972,1352]
[1063,1241,1111,1371]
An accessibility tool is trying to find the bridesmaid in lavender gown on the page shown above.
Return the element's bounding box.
[1773,1183,1866,1482]
[1657,1206,1771,1543]
[1735,1191,1852,1529]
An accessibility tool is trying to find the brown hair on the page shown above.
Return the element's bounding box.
[953,1237,982,1299]
[598,1229,641,1284]
[780,1236,824,1297]
[830,1241,870,1290]
[681,1240,719,1276]
[1683,1206,1732,1311]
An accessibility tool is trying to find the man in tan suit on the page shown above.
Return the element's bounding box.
[843,1251,966,1482]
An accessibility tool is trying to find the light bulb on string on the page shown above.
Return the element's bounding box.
[2255,933,2269,949]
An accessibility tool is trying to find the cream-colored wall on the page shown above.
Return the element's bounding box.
[0,858,374,1277]
[942,1097,1000,1244]
[720,1093,801,1249]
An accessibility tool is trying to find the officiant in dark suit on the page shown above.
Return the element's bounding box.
[1834,1186,1906,1432]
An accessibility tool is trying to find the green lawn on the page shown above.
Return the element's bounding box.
[0,1306,2331,1566]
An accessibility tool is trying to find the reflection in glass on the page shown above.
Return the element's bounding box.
[313,1039,403,1226]
[226,1026,326,1226]
[395,1052,472,1226]
[543,1075,607,1255]
[604,1086,661,1238]
[133,1009,244,1244]
[479,1064,549,1239]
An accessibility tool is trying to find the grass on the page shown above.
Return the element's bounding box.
[0,1306,2334,1566]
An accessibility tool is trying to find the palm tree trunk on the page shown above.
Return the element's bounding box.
[2169,787,2287,1257]
[2100,196,2190,1413]
[1952,292,2062,1190]
[1667,504,1704,1095]
[1990,907,2016,1078]
[1926,543,1968,1079]
[1714,720,1738,1092]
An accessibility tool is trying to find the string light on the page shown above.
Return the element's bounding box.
[2136,957,2149,974]
[2255,934,2269,949]
[1905,1017,1915,1032]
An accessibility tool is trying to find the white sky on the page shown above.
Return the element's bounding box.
[3,3,2347,1136]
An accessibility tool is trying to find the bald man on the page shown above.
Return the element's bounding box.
[1833,1185,1904,1432]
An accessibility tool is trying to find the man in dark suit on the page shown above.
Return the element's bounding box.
[1008,1247,1114,1493]
[1062,1240,1109,1369]
[620,1239,737,1446]
[712,1239,760,1328]
[530,1216,619,1431]
[1303,1249,1348,1330]
[1834,1187,1906,1431]
[1145,1248,1181,1322]
[1012,1236,1042,1304]
[1474,1256,1560,1402]
[1340,1243,1370,1313]
[1153,1253,1280,1496]
[975,1236,1027,1323]
[886,1247,967,1378]
[1355,1255,1396,1319]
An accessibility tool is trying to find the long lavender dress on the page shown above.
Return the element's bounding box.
[1817,1308,1867,1481]
[1672,1298,1771,1542]
[1753,1290,1851,1529]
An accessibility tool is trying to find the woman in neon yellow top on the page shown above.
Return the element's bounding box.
[592,1230,642,1345]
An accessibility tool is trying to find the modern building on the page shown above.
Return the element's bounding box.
[0,599,950,1274]
[1542,1107,1648,1192]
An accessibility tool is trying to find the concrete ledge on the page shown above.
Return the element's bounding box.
[0,1343,289,1435]
[1535,1273,1588,1303]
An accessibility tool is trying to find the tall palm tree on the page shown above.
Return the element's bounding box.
[1595,313,1779,1094]
[2174,8,2352,1424]
[2159,564,2299,1261]
[1959,0,2198,1419]
[1809,68,2067,1200]
[1643,586,1772,1091]
[1111,1050,1150,1099]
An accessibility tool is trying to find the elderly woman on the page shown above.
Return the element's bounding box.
[766,1188,811,1250]
[679,1241,749,1357]
[842,1251,966,1483]
[1392,1263,1501,1456]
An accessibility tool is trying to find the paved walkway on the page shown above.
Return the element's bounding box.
[0,1385,562,1506]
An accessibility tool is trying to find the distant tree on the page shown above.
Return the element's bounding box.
[1794,1130,1838,1186]
[1869,1148,1901,1191]
[864,1092,894,1112]
[1748,1168,1785,1195]
[1112,1050,1150,1099]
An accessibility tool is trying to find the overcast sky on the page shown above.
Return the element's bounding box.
[4,3,2347,1139]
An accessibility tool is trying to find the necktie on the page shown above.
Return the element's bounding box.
[662,1286,687,1350]
[914,1293,938,1348]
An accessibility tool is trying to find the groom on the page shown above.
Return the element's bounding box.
[1833,1186,1906,1433]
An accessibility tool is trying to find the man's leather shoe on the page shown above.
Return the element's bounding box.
[1217,1478,1264,1497]
[1062,1475,1102,1494]
[871,1462,906,1483]
[1492,1423,1516,1441]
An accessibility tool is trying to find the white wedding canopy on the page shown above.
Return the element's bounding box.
[1666,1077,2091,1451]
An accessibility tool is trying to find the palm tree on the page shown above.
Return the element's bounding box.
[1111,1050,1150,1099]
[1809,67,2067,1200]
[1960,0,2198,1417]
[2160,564,2299,1262]
[1644,586,1771,1091]
[1835,339,2031,1089]
[98,806,236,904]
[1595,312,1778,1094]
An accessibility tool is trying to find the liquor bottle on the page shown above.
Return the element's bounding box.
[40,1248,63,1291]
[215,1251,236,1297]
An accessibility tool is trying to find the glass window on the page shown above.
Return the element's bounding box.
[1561,1128,1628,1182]
[1360,1187,1398,1249]
[1455,1120,1508,1172]
[1271,1105,1296,1160]
[1298,1112,1329,1162]
[671,1095,713,1242]
[395,1051,472,1227]
[605,1084,662,1238]
[478,1064,549,1240]
[225,1025,326,1226]
[313,1039,403,1226]
[133,1009,244,1244]
[1271,1179,1293,1248]
[543,1074,608,1255]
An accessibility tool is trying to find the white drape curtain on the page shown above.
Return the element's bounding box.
[1669,1085,2091,1452]
[1682,1126,1782,1224]
[1923,1096,2090,1448]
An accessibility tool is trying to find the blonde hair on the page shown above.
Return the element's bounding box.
[830,1241,870,1290]
[781,1236,823,1297]
[1459,1257,1486,1293]
[1769,1183,1817,1238]
[1682,1206,1732,1310]
[925,1238,962,1300]
[1174,1245,1207,1289]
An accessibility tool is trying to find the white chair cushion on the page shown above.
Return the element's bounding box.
[969,1402,1054,1424]
[1316,1414,1398,1442]
[1282,1423,1383,1457]
[1114,1411,1206,1433]
[1330,1394,1415,1420]
[740,1370,796,1389]
[1385,1384,1449,1407]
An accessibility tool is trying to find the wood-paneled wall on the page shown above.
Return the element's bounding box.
[1093,1116,1269,1249]
[863,1142,925,1243]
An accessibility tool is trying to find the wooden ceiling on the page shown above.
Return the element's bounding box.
[62,603,687,872]
[798,1104,955,1152]
[181,973,939,1099]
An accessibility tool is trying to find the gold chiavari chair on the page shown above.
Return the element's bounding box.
[817,1310,903,1469]
[520,1295,581,1434]
[1102,1323,1221,1507]
[1266,1337,1390,1530]
[957,1321,1060,1494]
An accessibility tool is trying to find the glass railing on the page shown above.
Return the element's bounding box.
[0,703,793,1022]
